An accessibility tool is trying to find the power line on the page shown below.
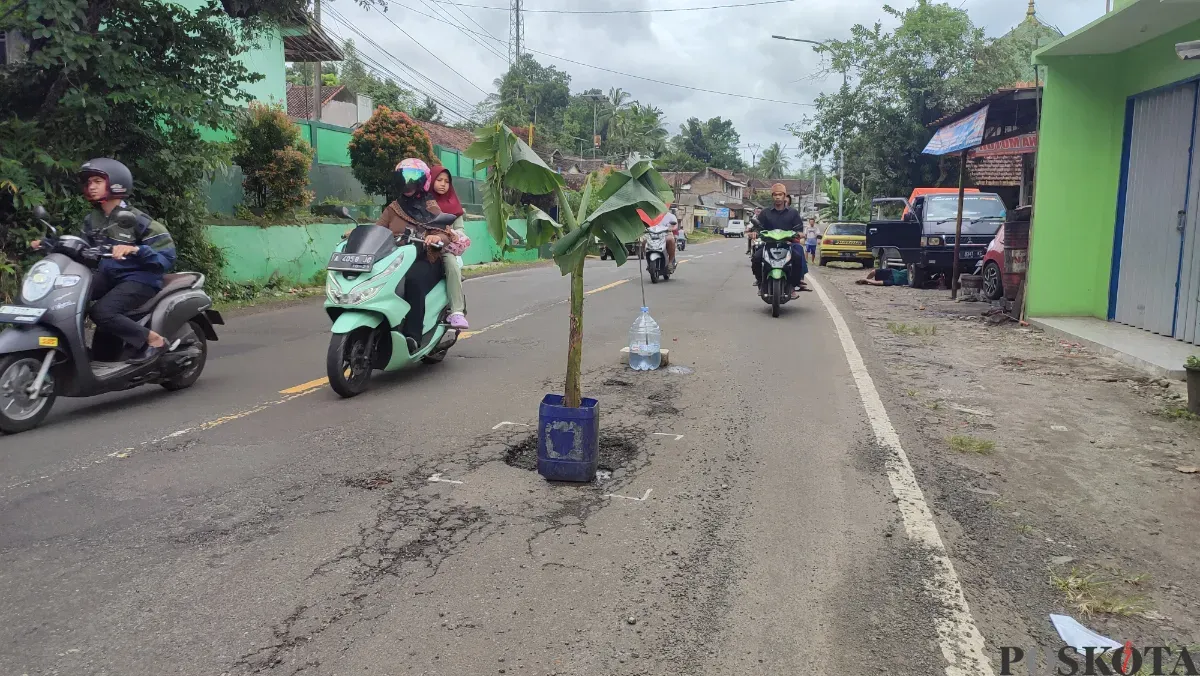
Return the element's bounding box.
[432,0,797,13]
[321,15,477,122]
[357,3,491,96]
[324,8,478,115]
[385,0,813,106]
[419,0,508,62]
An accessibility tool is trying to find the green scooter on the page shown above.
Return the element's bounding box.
[323,208,463,397]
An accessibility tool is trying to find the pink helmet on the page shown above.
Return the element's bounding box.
[394,158,432,193]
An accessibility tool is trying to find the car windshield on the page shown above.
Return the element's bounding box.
[826,224,866,236]
[925,195,1006,223]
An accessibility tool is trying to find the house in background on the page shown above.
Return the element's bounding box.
[1024,0,1200,374]
[285,85,373,128]
[746,178,822,215]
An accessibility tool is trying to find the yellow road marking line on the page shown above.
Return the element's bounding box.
[585,278,629,295]
[280,377,328,394]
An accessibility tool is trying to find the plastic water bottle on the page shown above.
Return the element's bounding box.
[628,307,661,371]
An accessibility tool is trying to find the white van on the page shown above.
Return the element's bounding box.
[723,219,746,238]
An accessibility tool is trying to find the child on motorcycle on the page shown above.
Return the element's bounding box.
[375,159,470,348]
[429,165,470,330]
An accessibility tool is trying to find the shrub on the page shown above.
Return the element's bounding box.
[348,106,435,201]
[232,102,314,215]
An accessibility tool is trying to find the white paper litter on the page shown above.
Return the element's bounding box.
[1050,614,1122,653]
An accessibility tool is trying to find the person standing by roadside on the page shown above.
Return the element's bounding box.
[804,217,821,263]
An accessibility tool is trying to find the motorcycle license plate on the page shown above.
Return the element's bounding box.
[0,305,46,324]
[328,252,376,272]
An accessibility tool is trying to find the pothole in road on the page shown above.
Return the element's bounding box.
[646,391,681,415]
[502,429,643,475]
[344,471,394,490]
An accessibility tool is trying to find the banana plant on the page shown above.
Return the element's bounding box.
[466,123,672,407]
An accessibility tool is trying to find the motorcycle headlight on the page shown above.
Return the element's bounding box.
[347,285,382,305]
[21,260,59,303]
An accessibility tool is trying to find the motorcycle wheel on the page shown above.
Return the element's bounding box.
[0,352,56,435]
[327,328,374,398]
[649,266,659,284]
[161,321,207,391]
[770,278,783,318]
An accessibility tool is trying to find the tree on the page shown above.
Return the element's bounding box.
[331,40,417,114]
[820,176,868,222]
[412,96,442,123]
[670,117,744,170]
[791,0,1021,198]
[493,55,571,140]
[348,107,435,201]
[756,143,789,179]
[232,102,314,215]
[0,0,274,300]
[467,124,671,408]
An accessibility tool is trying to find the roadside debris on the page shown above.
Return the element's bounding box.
[1050,614,1122,653]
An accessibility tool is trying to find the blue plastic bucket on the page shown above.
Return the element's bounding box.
[537,394,600,482]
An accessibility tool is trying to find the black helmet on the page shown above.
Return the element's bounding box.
[78,158,133,200]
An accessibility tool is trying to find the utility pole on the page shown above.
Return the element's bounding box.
[310,0,321,165]
[508,0,523,65]
[747,143,761,169]
[771,34,847,218]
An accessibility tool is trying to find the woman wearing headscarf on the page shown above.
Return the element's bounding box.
[429,165,470,329]
[375,158,468,350]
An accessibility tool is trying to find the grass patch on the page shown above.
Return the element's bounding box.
[686,229,720,243]
[463,259,550,279]
[1015,524,1035,535]
[1050,567,1151,617]
[213,273,324,312]
[887,322,937,336]
[1155,406,1199,422]
[905,389,918,398]
[926,400,942,410]
[948,435,996,455]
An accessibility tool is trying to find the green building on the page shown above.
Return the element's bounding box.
[1026,0,1200,367]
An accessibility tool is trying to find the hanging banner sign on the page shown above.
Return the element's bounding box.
[970,133,1038,157]
[923,105,989,156]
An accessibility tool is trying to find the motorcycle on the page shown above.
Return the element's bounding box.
[757,229,798,318]
[324,208,464,398]
[0,206,222,434]
[643,222,675,284]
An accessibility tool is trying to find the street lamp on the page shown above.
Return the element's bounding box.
[773,34,847,221]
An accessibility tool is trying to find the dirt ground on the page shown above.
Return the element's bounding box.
[819,263,1200,658]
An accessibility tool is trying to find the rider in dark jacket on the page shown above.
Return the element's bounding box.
[34,159,178,364]
[750,184,809,296]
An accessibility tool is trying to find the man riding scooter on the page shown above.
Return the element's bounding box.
[750,184,810,297]
[32,158,179,364]
[638,202,678,270]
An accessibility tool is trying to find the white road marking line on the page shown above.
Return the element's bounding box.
[652,433,684,441]
[809,276,994,676]
[428,473,464,485]
[604,488,652,501]
[492,421,530,430]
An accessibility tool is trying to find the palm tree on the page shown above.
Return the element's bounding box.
[756,142,790,179]
[598,87,632,144]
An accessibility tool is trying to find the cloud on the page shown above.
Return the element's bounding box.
[329,0,1101,163]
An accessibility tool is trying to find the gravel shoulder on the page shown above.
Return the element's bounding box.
[818,263,1200,656]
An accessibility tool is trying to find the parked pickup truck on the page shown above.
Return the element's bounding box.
[864,191,1007,287]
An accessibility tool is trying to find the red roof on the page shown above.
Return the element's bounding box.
[415,119,476,153]
[285,84,345,119]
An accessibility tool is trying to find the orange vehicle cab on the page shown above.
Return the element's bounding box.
[902,187,979,218]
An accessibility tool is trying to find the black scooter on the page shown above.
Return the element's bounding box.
[0,206,223,434]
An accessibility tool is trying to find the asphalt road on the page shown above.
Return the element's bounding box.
[1,239,984,675]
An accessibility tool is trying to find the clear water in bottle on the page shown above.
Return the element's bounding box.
[628,307,662,371]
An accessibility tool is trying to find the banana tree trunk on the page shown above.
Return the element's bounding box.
[564,257,585,408]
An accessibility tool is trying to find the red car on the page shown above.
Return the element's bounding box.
[979,224,1007,300]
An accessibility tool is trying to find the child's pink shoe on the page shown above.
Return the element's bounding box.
[449,313,469,330]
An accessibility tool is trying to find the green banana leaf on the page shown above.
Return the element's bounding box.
[524,205,563,249]
[465,123,562,196]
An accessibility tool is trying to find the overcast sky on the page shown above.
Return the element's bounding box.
[324,0,1102,167]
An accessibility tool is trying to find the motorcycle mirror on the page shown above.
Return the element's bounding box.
[32,206,48,220]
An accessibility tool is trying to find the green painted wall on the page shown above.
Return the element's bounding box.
[208,218,539,284]
[1026,19,1200,318]
[295,121,354,167]
[208,223,346,284]
[174,0,285,105]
